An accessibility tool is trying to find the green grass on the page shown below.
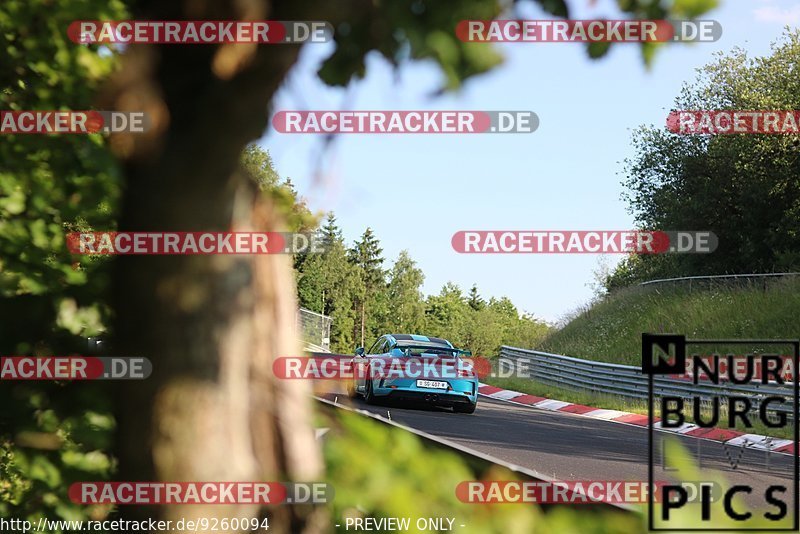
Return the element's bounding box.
[536,277,800,365]
[486,279,800,441]
[484,375,649,414]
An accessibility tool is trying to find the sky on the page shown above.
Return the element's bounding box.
[258,0,799,323]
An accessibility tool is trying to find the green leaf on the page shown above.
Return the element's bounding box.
[588,41,612,59]
[641,41,659,68]
[0,189,26,215]
[28,455,61,489]
[60,450,111,474]
[672,0,719,18]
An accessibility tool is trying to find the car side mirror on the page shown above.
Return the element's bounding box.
[355,347,365,356]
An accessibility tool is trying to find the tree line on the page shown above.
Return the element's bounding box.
[295,214,551,355]
[605,31,800,291]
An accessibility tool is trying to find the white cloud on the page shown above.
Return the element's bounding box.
[754,4,800,25]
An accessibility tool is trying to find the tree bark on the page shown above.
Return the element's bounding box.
[105,1,337,531]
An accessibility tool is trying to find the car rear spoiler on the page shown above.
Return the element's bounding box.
[398,345,472,356]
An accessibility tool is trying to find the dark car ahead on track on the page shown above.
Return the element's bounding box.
[348,334,478,414]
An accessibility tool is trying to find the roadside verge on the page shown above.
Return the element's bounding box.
[477,383,796,456]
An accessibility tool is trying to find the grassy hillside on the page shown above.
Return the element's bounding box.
[534,276,800,365]
[483,277,798,439]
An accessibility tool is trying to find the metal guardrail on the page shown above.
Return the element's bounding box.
[499,346,794,418]
[639,272,800,287]
[297,307,332,352]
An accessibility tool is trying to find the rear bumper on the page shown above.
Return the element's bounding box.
[381,390,475,407]
[371,377,478,406]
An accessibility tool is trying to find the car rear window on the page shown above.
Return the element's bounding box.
[396,344,457,357]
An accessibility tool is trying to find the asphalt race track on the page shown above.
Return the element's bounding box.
[318,391,795,510]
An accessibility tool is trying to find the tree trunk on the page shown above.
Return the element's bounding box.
[105,1,334,531]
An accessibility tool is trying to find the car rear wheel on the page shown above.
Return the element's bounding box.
[363,377,376,404]
[454,402,476,414]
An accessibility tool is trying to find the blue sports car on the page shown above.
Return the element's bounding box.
[348,334,478,414]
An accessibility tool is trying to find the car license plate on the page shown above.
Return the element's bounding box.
[417,379,448,390]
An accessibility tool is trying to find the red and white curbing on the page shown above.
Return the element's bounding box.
[477,383,795,456]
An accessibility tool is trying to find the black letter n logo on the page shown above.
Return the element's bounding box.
[642,333,686,375]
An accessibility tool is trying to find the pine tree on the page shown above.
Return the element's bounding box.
[349,228,386,347]
[467,284,485,311]
[297,227,363,352]
[319,212,344,250]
